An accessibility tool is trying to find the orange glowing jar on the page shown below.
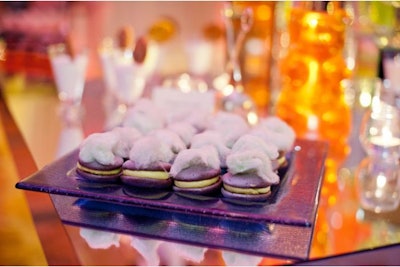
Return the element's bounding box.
[275,3,352,161]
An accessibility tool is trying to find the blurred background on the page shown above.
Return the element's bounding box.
[0,1,397,111]
[0,2,225,79]
[1,2,400,265]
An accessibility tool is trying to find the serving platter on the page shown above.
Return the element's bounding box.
[16,138,327,260]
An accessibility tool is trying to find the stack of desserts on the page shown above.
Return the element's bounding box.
[76,98,296,202]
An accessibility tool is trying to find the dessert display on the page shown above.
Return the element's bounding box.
[221,150,279,202]
[76,132,124,182]
[170,146,222,195]
[75,98,296,203]
[121,136,174,189]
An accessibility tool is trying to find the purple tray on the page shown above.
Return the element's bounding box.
[16,138,327,260]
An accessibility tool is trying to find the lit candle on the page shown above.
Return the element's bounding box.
[369,135,400,147]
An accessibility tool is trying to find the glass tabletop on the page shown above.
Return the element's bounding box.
[4,76,400,265]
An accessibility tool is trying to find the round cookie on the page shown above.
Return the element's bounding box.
[172,166,222,195]
[76,131,124,182]
[121,160,172,189]
[221,172,272,202]
[76,158,123,183]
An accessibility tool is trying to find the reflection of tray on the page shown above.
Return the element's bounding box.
[52,195,315,260]
[16,139,327,260]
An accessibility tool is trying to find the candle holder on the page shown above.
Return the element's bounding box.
[359,98,400,159]
[356,157,400,213]
[356,91,400,213]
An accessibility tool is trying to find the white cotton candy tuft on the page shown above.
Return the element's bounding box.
[226,149,279,184]
[148,128,186,154]
[190,130,231,167]
[232,134,279,160]
[207,111,250,148]
[111,126,142,158]
[167,121,197,147]
[254,116,296,151]
[78,132,122,165]
[170,146,220,177]
[122,98,165,134]
[129,136,175,168]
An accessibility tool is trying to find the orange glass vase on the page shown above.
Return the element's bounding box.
[275,3,352,162]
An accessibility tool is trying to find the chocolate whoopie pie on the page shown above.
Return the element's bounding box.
[221,172,273,202]
[76,159,123,183]
[172,165,222,195]
[121,160,172,189]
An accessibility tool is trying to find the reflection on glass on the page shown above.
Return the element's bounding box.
[55,118,84,159]
[130,236,162,266]
[158,242,207,265]
[79,228,120,249]
[222,250,262,266]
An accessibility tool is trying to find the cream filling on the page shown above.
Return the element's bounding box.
[122,169,169,180]
[223,184,271,195]
[174,176,219,189]
[77,162,121,176]
[277,155,286,165]
[272,155,286,169]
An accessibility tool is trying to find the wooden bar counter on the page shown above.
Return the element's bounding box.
[1,74,400,265]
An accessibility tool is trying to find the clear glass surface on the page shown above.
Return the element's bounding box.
[4,76,400,265]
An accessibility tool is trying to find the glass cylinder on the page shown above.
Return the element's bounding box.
[275,2,352,161]
[231,1,276,113]
[356,80,400,213]
[359,99,400,161]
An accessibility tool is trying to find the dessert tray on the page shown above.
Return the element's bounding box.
[16,138,328,260]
